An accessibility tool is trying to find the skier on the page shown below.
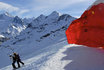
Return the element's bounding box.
[9,54,17,69]
[13,53,24,68]
[9,53,24,69]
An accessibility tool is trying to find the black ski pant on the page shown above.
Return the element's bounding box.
[17,59,24,68]
[12,60,16,69]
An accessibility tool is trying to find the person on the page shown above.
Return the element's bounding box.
[9,53,24,69]
[13,53,24,68]
[9,55,17,69]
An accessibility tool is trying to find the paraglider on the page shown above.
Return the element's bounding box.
[66,0,104,48]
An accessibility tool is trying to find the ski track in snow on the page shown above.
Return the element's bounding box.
[1,40,68,70]
[2,42,104,70]
[41,45,104,70]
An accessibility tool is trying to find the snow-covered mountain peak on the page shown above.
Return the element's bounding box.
[23,17,34,23]
[50,11,59,16]
[48,11,60,19]
[0,12,12,17]
[13,16,23,24]
[0,12,13,20]
[0,14,27,39]
[39,14,46,18]
[30,11,75,27]
[57,14,73,21]
[4,12,13,17]
[36,14,46,20]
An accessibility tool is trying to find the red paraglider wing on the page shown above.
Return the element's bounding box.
[66,3,104,47]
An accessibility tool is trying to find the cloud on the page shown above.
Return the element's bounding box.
[0,2,19,12]
[18,9,30,15]
[33,0,95,11]
[0,0,95,18]
[27,0,95,17]
[0,2,29,16]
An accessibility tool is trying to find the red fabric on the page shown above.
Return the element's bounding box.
[66,3,104,48]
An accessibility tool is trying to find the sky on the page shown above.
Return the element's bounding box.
[0,0,96,18]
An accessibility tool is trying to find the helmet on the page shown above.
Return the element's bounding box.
[13,52,17,55]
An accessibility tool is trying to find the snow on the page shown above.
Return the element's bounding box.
[1,10,104,70]
[40,44,104,70]
[1,44,104,70]
[0,35,5,38]
[0,11,78,70]
[0,12,27,38]
[1,40,68,70]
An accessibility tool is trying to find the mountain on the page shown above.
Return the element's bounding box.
[0,11,76,68]
[1,11,103,70]
[0,12,27,39]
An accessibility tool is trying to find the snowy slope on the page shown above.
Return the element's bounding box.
[0,11,75,68]
[1,40,67,70]
[41,45,104,70]
[1,44,104,70]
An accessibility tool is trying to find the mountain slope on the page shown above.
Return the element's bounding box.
[0,11,76,68]
[1,44,104,70]
[1,40,67,70]
[41,45,104,70]
[0,11,104,70]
